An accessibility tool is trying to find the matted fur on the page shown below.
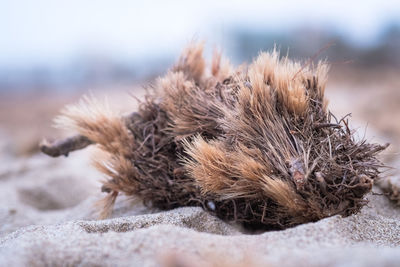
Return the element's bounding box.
[46,43,387,229]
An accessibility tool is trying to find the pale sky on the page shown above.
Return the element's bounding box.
[0,0,399,68]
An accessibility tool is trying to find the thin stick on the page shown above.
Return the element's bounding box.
[40,112,140,158]
[313,123,341,130]
[40,135,94,157]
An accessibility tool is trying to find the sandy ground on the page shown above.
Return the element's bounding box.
[0,145,399,266]
[0,74,399,266]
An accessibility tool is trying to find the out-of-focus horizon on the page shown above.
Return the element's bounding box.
[1,0,399,92]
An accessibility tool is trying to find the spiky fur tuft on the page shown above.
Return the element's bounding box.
[45,43,387,229]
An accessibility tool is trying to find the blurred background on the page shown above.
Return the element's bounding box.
[0,0,399,157]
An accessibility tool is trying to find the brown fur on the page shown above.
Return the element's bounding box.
[44,43,387,229]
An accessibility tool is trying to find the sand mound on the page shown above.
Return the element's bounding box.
[0,195,400,266]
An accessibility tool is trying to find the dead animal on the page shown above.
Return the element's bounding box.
[40,43,388,230]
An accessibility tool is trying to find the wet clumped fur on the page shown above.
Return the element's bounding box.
[41,43,388,230]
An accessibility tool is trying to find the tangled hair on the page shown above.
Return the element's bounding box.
[41,43,388,229]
